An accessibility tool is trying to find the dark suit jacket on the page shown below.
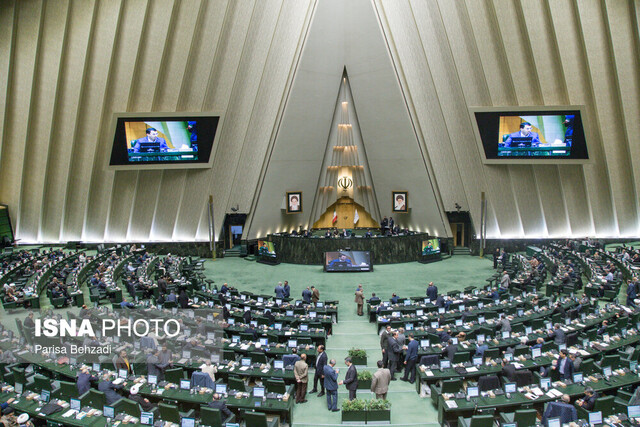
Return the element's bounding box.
[556,357,574,380]
[98,380,123,405]
[315,352,328,374]
[405,340,419,361]
[323,365,338,391]
[343,365,358,391]
[443,344,457,362]
[501,364,517,382]
[208,400,233,418]
[426,286,438,301]
[77,372,96,395]
[387,337,401,361]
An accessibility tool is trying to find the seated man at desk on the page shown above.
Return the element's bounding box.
[208,393,233,418]
[132,128,169,153]
[328,254,352,268]
[128,385,155,412]
[576,387,597,410]
[98,373,125,405]
[505,122,541,147]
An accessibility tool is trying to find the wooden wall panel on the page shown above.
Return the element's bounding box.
[40,0,97,242]
[3,0,640,243]
[0,1,43,237]
[18,0,70,242]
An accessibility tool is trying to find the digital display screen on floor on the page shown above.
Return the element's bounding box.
[421,239,440,255]
[257,240,277,259]
[472,108,589,164]
[324,251,372,272]
[109,113,220,169]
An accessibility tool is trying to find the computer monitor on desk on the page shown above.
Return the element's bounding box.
[216,384,227,394]
[467,386,479,398]
[588,411,603,425]
[253,387,265,398]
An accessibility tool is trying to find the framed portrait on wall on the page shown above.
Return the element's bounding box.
[392,191,408,213]
[286,192,302,214]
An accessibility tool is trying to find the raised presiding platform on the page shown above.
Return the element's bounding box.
[270,232,431,265]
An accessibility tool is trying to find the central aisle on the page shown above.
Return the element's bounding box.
[205,255,496,426]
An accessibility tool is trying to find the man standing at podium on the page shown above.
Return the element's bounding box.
[133,128,169,153]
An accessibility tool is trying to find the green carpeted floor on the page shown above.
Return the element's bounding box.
[205,255,496,426]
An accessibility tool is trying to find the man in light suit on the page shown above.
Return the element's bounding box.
[371,360,391,399]
[355,285,364,316]
[340,357,358,401]
[505,122,541,147]
[323,359,339,412]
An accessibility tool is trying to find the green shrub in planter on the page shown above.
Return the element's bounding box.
[341,398,367,423]
[366,398,391,423]
[348,348,367,365]
[357,370,372,390]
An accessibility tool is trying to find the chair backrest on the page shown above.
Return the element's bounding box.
[420,355,439,366]
[164,367,184,384]
[115,397,141,418]
[514,370,533,387]
[513,409,538,426]
[478,375,500,392]
[250,352,267,363]
[600,354,620,369]
[158,402,180,423]
[242,411,269,427]
[483,348,500,360]
[33,374,52,392]
[82,389,106,408]
[200,407,223,427]
[58,380,78,399]
[266,379,286,394]
[469,414,495,427]
[228,376,246,392]
[595,395,616,417]
[453,352,470,364]
[580,359,596,375]
[11,367,27,385]
[441,379,463,394]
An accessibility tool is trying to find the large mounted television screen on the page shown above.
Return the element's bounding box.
[422,239,440,255]
[257,241,276,258]
[471,108,589,164]
[109,113,220,169]
[325,251,372,272]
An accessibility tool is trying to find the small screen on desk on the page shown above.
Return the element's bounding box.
[140,412,153,425]
[467,386,479,397]
[181,417,196,427]
[588,411,603,425]
[216,384,227,394]
[103,406,115,418]
[628,405,640,418]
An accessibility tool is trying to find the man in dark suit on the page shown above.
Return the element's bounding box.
[302,287,312,304]
[577,387,597,410]
[627,280,637,308]
[501,358,517,382]
[552,350,574,380]
[387,331,401,380]
[426,282,438,302]
[283,281,291,299]
[380,325,391,368]
[310,345,327,396]
[97,373,124,405]
[340,357,358,401]
[402,333,419,383]
[77,366,97,396]
[323,359,339,412]
[549,324,566,345]
[442,339,457,362]
[147,349,168,381]
[208,393,233,418]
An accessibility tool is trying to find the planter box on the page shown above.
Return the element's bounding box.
[366,409,391,424]
[350,356,367,366]
[357,379,372,390]
[342,410,367,424]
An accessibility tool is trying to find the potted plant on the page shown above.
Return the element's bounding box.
[366,398,391,423]
[357,369,372,390]
[348,348,367,366]
[341,398,367,423]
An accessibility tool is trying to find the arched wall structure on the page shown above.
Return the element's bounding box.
[1,0,639,243]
